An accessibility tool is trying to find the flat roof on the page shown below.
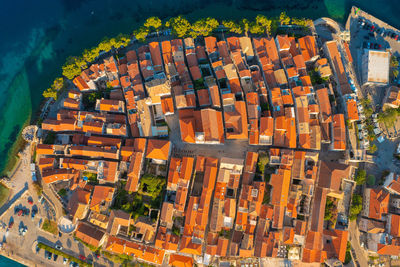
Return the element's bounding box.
[367,50,389,84]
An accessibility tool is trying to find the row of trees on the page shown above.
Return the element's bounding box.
[42,77,65,100]
[62,34,131,80]
[134,12,312,41]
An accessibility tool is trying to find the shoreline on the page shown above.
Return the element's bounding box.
[0,249,34,267]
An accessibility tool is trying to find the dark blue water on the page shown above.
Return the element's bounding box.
[1,0,400,174]
[0,255,25,266]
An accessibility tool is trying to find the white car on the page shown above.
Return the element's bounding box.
[63,257,68,265]
[55,245,63,250]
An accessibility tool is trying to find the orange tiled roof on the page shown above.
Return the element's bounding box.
[146,139,171,161]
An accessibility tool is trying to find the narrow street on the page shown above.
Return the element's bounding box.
[349,220,368,267]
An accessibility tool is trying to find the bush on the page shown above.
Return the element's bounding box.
[367,175,375,186]
[355,169,366,185]
[349,194,363,221]
[344,242,352,264]
[368,144,378,154]
[32,182,43,196]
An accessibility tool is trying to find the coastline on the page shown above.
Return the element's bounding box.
[0,249,31,267]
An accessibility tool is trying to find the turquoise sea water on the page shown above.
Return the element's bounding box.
[0,255,25,266]
[1,0,400,174]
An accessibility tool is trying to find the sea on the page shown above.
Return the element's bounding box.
[0,0,399,175]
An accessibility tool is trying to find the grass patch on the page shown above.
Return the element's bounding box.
[82,171,98,183]
[58,188,67,197]
[37,242,90,267]
[102,250,133,265]
[0,184,10,208]
[41,219,58,235]
[74,235,100,252]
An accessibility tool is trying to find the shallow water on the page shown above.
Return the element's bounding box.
[1,0,400,173]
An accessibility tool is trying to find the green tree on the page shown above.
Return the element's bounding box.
[391,56,399,68]
[249,22,264,35]
[190,17,219,38]
[144,16,162,31]
[368,144,378,154]
[349,194,363,221]
[222,20,243,34]
[378,108,399,127]
[393,69,399,79]
[62,57,82,80]
[42,88,57,99]
[279,11,291,25]
[355,169,366,185]
[134,26,149,42]
[166,16,191,38]
[255,15,272,35]
[241,19,250,36]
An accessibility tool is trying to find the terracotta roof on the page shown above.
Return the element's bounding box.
[90,185,115,211]
[333,114,346,150]
[366,188,389,220]
[169,254,193,267]
[125,152,143,192]
[42,168,79,184]
[204,36,217,54]
[75,222,105,247]
[197,89,210,106]
[145,139,171,161]
[316,88,332,123]
[298,35,317,62]
[325,41,352,95]
[161,96,174,115]
[260,117,274,136]
[346,99,359,121]
[269,169,291,207]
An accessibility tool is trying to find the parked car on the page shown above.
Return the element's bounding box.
[53,254,58,261]
[55,245,63,250]
[79,255,86,260]
[35,245,40,253]
[8,221,13,229]
[47,251,52,260]
[63,257,68,265]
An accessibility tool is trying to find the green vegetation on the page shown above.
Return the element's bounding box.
[62,34,130,80]
[82,171,97,183]
[378,107,399,127]
[58,188,67,197]
[218,229,231,239]
[355,169,366,185]
[222,20,243,34]
[367,174,375,186]
[42,77,66,100]
[41,219,58,235]
[166,16,192,38]
[102,250,135,266]
[133,27,150,43]
[279,11,291,25]
[37,242,90,267]
[113,175,165,220]
[172,225,181,236]
[368,144,378,154]
[144,16,162,32]
[344,242,352,264]
[190,17,219,38]
[324,197,337,226]
[43,131,57,145]
[310,68,329,85]
[82,91,102,110]
[0,184,10,208]
[256,152,269,177]
[349,194,363,221]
